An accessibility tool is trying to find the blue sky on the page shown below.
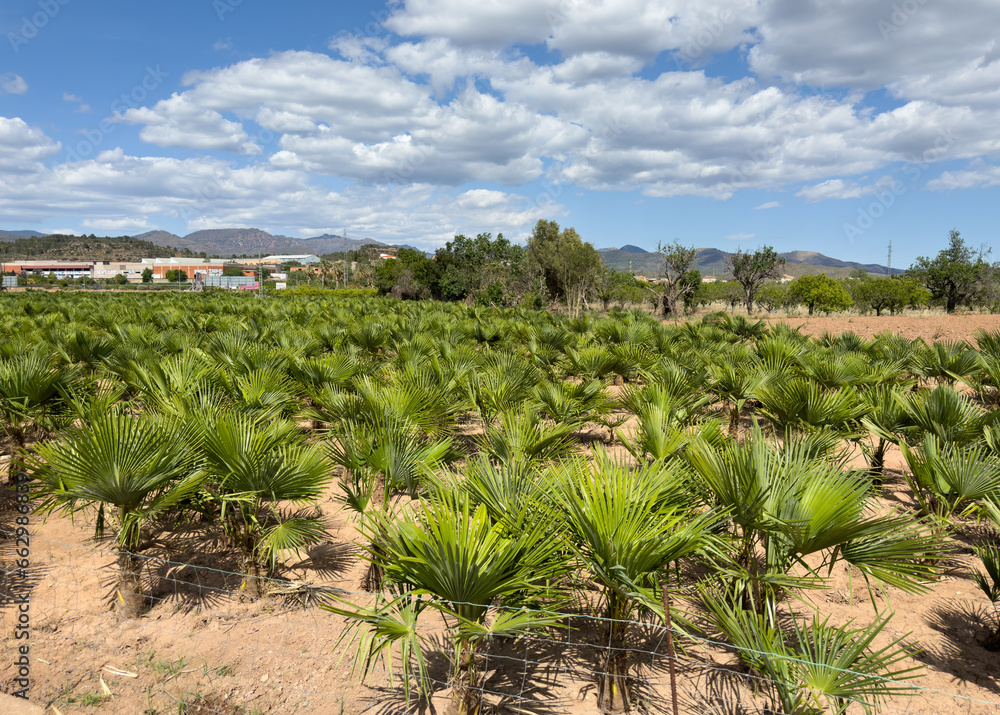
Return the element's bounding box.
[2,0,999,267]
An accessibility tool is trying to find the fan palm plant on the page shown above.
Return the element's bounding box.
[685,427,948,616]
[757,378,866,442]
[29,413,199,617]
[858,385,912,480]
[328,413,456,589]
[707,353,772,437]
[974,543,1000,650]
[551,450,722,711]
[533,378,615,428]
[477,406,576,466]
[702,590,922,714]
[193,412,331,598]
[467,351,540,424]
[897,384,993,447]
[0,352,78,479]
[899,437,1000,522]
[912,340,980,386]
[326,491,565,714]
[459,455,546,533]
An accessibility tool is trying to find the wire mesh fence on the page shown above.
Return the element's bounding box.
[3,528,1000,714]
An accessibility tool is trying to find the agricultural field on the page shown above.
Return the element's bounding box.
[3,292,1000,714]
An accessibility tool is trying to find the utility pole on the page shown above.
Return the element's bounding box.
[887,241,892,278]
[343,228,348,287]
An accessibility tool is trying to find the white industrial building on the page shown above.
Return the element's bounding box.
[260,254,321,265]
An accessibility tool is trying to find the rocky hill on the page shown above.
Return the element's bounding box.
[131,228,382,257]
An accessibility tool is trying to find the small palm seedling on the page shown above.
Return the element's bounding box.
[325,491,564,715]
[973,543,1000,651]
[30,413,200,617]
[703,590,923,715]
[194,412,331,598]
[551,449,722,711]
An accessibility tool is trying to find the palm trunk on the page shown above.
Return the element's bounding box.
[728,405,741,438]
[116,551,145,617]
[5,427,27,486]
[598,593,630,712]
[233,507,267,599]
[240,554,266,599]
[868,438,886,486]
[447,639,482,715]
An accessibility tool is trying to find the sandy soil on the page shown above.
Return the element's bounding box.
[760,312,1000,343]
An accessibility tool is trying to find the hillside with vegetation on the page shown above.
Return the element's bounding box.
[0,233,202,262]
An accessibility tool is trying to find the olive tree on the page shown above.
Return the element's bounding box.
[725,246,785,313]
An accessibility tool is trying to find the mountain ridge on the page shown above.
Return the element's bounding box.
[599,246,890,278]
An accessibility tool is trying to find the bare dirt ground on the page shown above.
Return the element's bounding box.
[759,312,1000,343]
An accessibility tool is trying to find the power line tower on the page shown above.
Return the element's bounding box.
[887,241,892,278]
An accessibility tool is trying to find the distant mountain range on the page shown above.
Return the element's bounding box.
[0,230,46,240]
[598,245,890,278]
[132,228,382,257]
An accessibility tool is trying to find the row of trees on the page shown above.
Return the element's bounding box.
[347,224,996,317]
[673,230,997,316]
[694,273,931,317]
[372,221,632,313]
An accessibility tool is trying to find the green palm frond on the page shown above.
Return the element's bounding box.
[477,406,576,466]
[900,437,1000,520]
[757,378,865,437]
[703,590,922,715]
[897,384,989,447]
[258,513,328,570]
